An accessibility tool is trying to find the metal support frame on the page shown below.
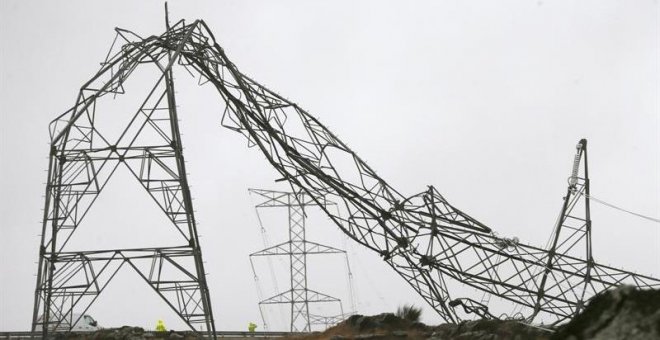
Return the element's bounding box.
[532,139,593,322]
[36,15,660,330]
[32,20,216,338]
[249,189,345,332]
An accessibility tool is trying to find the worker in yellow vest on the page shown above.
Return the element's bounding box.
[156,319,167,332]
[248,322,257,332]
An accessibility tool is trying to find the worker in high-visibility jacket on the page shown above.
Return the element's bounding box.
[156,319,167,332]
[248,322,257,332]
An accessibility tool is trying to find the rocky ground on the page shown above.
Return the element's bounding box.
[50,326,196,340]
[552,285,660,340]
[288,312,551,340]
[288,285,660,340]
[55,285,660,340]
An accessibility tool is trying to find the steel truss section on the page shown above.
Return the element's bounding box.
[32,21,216,338]
[36,16,660,331]
[249,189,346,332]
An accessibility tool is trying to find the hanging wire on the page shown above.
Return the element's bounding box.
[334,204,358,315]
[351,250,389,309]
[573,190,660,223]
[249,257,270,330]
[248,191,287,329]
[343,254,357,314]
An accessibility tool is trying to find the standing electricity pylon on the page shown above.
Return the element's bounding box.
[32,18,216,338]
[249,189,346,332]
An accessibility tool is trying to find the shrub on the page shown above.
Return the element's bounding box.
[396,304,422,323]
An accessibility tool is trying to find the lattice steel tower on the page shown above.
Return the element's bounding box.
[31,15,216,338]
[33,12,660,334]
[249,189,346,332]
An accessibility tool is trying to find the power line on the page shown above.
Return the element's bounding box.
[572,190,660,224]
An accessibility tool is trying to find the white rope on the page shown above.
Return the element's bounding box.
[574,191,660,224]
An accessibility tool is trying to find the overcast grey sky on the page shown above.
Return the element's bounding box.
[1,0,659,332]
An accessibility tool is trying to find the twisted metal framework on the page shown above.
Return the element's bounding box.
[32,20,216,338]
[35,17,660,333]
[532,139,594,319]
[249,189,345,332]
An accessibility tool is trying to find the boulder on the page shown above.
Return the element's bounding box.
[429,319,551,340]
[553,285,660,340]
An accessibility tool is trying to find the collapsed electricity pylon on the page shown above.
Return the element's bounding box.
[32,18,216,338]
[38,16,660,331]
[249,189,346,332]
[533,139,594,319]
[449,139,595,322]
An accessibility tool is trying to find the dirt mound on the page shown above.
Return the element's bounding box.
[429,319,551,340]
[290,313,430,339]
[553,285,660,340]
[291,313,551,340]
[298,286,660,339]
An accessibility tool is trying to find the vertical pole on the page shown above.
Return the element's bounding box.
[532,186,572,320]
[288,195,310,332]
[45,150,67,335]
[163,34,217,338]
[288,202,295,331]
[299,200,310,332]
[532,142,583,321]
[32,149,56,336]
[164,2,170,31]
[577,140,593,314]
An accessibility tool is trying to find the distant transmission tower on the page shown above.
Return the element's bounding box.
[249,189,351,332]
[31,11,216,338]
